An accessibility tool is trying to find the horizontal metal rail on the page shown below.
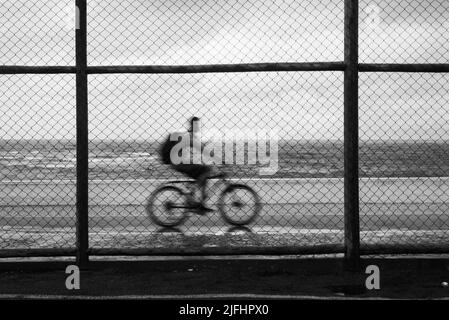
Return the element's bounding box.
[88,245,344,256]
[360,244,449,256]
[0,249,77,258]
[360,63,449,73]
[0,66,76,74]
[0,246,343,258]
[1,63,448,75]
[87,62,346,74]
[1,244,448,258]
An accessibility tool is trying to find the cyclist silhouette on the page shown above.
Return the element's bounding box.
[159,117,213,212]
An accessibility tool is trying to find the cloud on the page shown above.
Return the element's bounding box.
[0,0,448,141]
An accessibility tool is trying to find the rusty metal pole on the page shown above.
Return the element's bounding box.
[75,0,89,268]
[344,0,360,271]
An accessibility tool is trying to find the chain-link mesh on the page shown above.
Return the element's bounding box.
[87,72,344,250]
[87,0,344,65]
[84,0,346,252]
[360,0,449,63]
[0,0,75,66]
[360,73,449,250]
[0,74,76,249]
[0,0,448,255]
[1,1,76,251]
[358,0,448,252]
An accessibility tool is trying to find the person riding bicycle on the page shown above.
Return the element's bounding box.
[159,117,214,212]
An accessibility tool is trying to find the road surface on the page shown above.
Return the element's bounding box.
[1,177,448,250]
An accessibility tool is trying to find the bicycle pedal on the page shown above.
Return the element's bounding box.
[189,202,201,208]
[194,205,214,214]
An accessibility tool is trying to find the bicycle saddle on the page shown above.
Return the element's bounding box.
[208,173,227,180]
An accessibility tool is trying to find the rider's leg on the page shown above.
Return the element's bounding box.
[196,166,212,205]
[172,164,212,209]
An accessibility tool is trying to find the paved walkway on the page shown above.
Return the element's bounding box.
[0,258,448,299]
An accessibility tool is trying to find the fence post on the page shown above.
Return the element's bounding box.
[75,0,89,268]
[344,0,360,270]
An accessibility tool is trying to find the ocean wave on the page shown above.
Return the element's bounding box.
[1,151,159,170]
[89,156,158,168]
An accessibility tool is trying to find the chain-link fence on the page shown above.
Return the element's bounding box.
[358,0,449,253]
[0,0,448,259]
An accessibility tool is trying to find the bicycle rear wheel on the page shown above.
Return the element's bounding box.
[218,184,261,226]
[146,186,188,227]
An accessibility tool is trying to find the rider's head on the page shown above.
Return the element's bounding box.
[188,116,200,133]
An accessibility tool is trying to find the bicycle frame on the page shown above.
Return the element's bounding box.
[147,171,261,227]
[164,174,230,211]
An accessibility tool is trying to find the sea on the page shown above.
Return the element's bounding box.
[1,139,449,181]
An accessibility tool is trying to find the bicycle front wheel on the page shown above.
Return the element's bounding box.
[218,184,261,226]
[146,186,188,227]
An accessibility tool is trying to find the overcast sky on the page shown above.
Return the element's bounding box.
[0,0,448,141]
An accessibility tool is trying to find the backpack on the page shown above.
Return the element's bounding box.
[160,134,180,165]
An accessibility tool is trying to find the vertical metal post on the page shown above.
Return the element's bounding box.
[344,0,360,270]
[75,0,89,267]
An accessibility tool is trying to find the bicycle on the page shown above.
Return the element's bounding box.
[146,172,261,228]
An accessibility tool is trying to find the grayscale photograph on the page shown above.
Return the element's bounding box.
[0,0,448,307]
